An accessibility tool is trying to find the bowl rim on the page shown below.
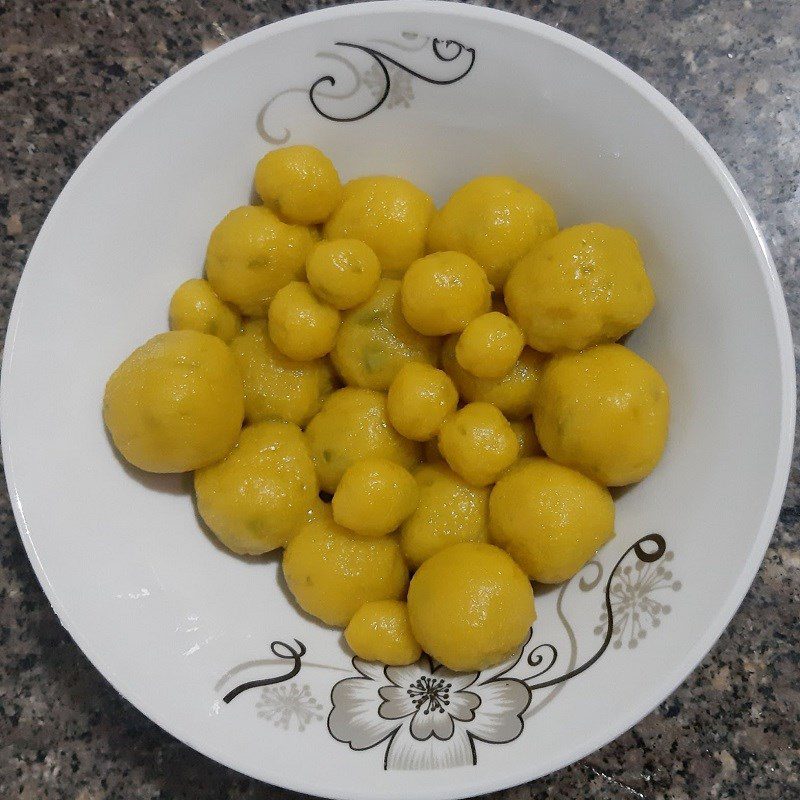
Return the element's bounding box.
[2,2,795,798]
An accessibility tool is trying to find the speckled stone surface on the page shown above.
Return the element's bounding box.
[1,1,798,798]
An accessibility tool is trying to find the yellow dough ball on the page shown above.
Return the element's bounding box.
[103,331,243,473]
[230,320,334,426]
[332,457,418,537]
[400,252,491,336]
[254,144,342,225]
[344,600,421,665]
[441,334,547,420]
[324,176,434,278]
[283,510,409,627]
[331,278,439,391]
[534,344,669,486]
[399,463,490,569]
[510,418,543,458]
[407,543,535,671]
[168,278,241,342]
[505,223,655,353]
[194,421,318,555]
[306,239,381,310]
[455,312,524,379]
[205,206,316,316]
[438,402,519,487]
[427,176,558,289]
[267,281,341,361]
[305,387,421,493]
[386,363,458,442]
[490,457,614,583]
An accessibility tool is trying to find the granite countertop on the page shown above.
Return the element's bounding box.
[1,1,798,798]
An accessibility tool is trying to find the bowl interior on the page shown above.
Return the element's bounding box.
[1,3,792,799]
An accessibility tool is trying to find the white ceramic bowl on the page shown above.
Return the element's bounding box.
[1,2,794,798]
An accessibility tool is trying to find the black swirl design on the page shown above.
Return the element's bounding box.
[309,38,476,123]
[520,534,667,691]
[223,639,306,704]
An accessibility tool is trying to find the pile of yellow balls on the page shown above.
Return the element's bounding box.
[103,145,669,673]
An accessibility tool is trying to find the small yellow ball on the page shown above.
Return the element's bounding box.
[455,311,524,379]
[332,457,418,537]
[400,252,491,336]
[441,334,547,420]
[194,421,318,555]
[283,510,409,627]
[267,281,341,361]
[407,542,536,671]
[304,387,422,494]
[490,457,615,583]
[427,176,558,289]
[168,278,241,342]
[386,363,458,442]
[324,176,434,278]
[399,463,490,569]
[344,600,421,665]
[306,239,381,310]
[534,343,669,486]
[254,145,342,225]
[205,206,316,316]
[438,402,520,487]
[505,223,655,353]
[331,278,439,391]
[103,331,243,473]
[230,319,335,426]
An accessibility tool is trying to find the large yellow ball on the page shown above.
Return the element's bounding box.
[427,176,558,289]
[230,320,335,427]
[103,330,243,473]
[304,387,421,493]
[534,343,669,486]
[324,176,434,278]
[407,542,535,671]
[331,278,439,391]
[205,205,316,316]
[490,457,614,583]
[505,223,655,353]
[283,510,409,627]
[194,421,318,555]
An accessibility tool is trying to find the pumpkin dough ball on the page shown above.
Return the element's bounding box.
[386,363,458,442]
[230,320,335,426]
[505,223,655,353]
[427,176,558,289]
[254,144,342,225]
[168,278,241,343]
[534,343,669,486]
[267,281,340,361]
[400,251,491,336]
[455,312,524,379]
[324,176,434,278]
[306,238,381,310]
[407,543,536,671]
[194,421,318,555]
[490,457,614,583]
[304,387,421,494]
[438,402,519,487]
[332,457,418,537]
[345,600,421,665]
[283,510,409,627]
[205,205,316,317]
[331,278,439,391]
[103,330,243,473]
[399,463,490,569]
